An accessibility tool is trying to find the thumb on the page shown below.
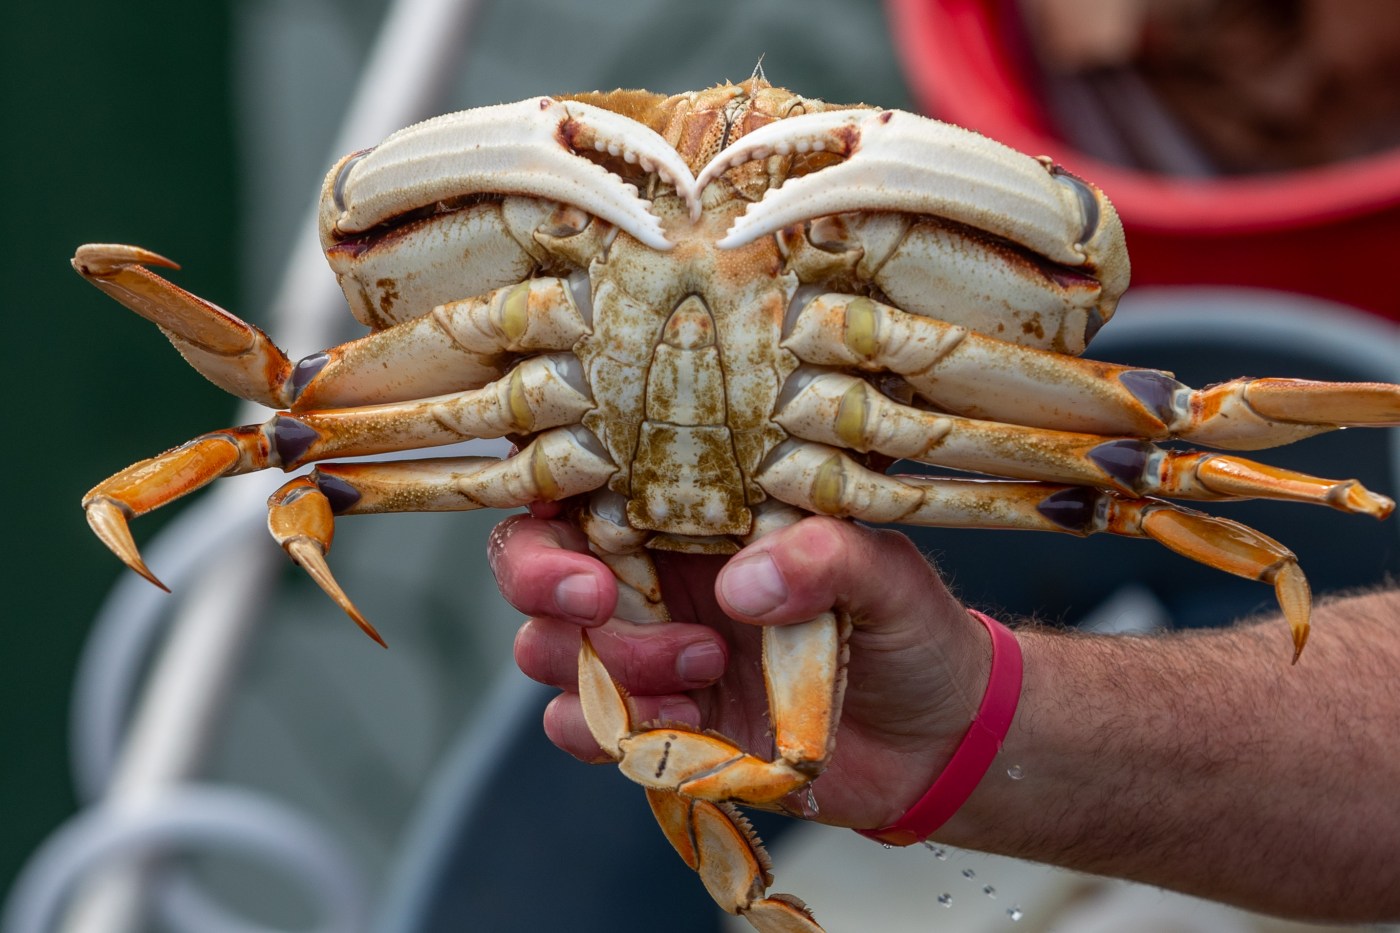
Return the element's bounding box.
[716,517,964,637]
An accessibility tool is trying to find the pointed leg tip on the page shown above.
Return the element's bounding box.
[136,563,172,594]
[72,243,180,276]
[359,620,389,649]
[85,498,168,591]
[284,538,385,648]
[1272,561,1312,664]
[1291,626,1310,665]
[117,542,170,592]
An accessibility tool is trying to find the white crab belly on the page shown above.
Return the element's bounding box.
[577,228,797,543]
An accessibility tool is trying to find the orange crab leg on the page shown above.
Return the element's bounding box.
[579,638,825,932]
[783,292,1400,448]
[757,441,1314,661]
[73,245,293,408]
[1185,377,1400,449]
[266,353,593,466]
[265,475,385,647]
[82,428,271,588]
[81,354,598,589]
[286,275,592,410]
[574,490,848,808]
[645,787,822,933]
[775,369,1395,517]
[263,427,616,642]
[73,244,591,410]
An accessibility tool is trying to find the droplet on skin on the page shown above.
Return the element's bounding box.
[937,893,953,908]
[1007,764,1025,780]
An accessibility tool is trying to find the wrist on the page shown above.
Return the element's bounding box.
[858,610,1024,845]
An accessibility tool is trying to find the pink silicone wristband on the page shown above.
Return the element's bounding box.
[857,609,1023,846]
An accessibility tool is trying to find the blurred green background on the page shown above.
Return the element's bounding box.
[2,0,240,902]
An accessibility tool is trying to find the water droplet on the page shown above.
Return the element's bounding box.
[961,868,976,880]
[1008,906,1024,922]
[805,787,820,815]
[920,842,948,860]
[937,893,953,908]
[1007,764,1025,780]
[983,885,997,899]
[881,843,892,850]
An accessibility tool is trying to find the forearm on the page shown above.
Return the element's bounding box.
[939,588,1400,922]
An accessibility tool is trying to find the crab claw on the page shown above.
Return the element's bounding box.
[702,108,1126,298]
[325,97,699,251]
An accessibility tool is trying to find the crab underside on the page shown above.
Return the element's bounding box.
[75,79,1399,933]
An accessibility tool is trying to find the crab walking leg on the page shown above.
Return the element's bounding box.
[73,243,592,410]
[577,516,844,810]
[775,369,1395,517]
[1183,377,1400,449]
[571,497,838,932]
[265,427,617,642]
[578,609,828,803]
[82,357,595,586]
[289,274,593,409]
[579,637,827,932]
[741,500,850,778]
[783,292,1400,447]
[644,787,825,933]
[593,597,844,802]
[577,490,669,623]
[73,245,293,409]
[578,617,840,808]
[83,428,269,589]
[756,441,1314,661]
[580,616,835,806]
[268,353,594,465]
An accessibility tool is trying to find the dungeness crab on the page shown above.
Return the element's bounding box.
[75,79,1399,932]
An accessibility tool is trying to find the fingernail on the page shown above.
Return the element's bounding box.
[554,573,599,620]
[721,552,787,616]
[677,642,726,684]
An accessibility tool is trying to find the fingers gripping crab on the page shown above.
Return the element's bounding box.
[76,79,1398,932]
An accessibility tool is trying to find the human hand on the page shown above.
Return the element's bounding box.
[488,513,996,830]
